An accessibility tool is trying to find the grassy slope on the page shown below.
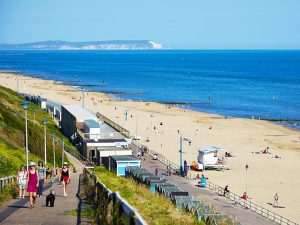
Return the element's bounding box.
[0,85,75,177]
[94,167,202,225]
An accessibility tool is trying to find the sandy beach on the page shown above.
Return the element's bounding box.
[0,72,299,222]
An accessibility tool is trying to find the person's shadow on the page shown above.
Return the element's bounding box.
[267,202,285,208]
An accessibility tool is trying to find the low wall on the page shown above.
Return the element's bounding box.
[83,168,147,225]
[96,112,130,138]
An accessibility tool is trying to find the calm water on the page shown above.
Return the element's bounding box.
[0,50,300,128]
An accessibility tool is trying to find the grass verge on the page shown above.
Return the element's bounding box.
[94,166,202,225]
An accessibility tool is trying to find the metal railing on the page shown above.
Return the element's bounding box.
[206,180,298,225]
[56,139,94,167]
[0,176,16,191]
[131,140,180,172]
[96,112,131,138]
[84,168,147,225]
[132,140,298,225]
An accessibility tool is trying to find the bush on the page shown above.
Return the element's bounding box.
[0,185,19,204]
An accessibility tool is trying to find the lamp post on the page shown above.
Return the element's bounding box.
[51,132,56,176]
[82,91,85,108]
[61,138,64,168]
[21,101,29,171]
[42,118,47,164]
[246,164,249,196]
[178,130,183,176]
[124,109,128,129]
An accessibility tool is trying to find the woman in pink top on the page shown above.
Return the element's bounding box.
[26,161,39,208]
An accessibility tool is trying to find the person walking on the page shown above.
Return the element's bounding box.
[17,165,27,199]
[26,162,39,208]
[37,160,45,197]
[155,168,158,176]
[273,193,279,207]
[61,162,70,197]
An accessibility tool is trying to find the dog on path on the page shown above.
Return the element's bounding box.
[46,190,55,207]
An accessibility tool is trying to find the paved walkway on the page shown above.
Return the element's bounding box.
[130,144,276,225]
[0,152,89,225]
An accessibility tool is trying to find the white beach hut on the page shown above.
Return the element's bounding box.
[197,146,224,165]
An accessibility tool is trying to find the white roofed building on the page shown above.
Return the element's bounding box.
[61,104,98,138]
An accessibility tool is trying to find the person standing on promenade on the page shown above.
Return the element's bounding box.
[17,165,27,199]
[26,162,39,208]
[37,160,45,197]
[273,193,279,207]
[61,162,70,197]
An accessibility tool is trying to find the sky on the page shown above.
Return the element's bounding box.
[0,0,300,49]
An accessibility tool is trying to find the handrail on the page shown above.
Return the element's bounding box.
[131,140,180,172]
[56,139,94,167]
[0,175,16,190]
[132,140,299,225]
[206,180,299,225]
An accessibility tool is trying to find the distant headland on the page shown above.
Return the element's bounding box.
[0,40,167,50]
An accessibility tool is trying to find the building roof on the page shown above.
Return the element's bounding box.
[84,119,100,128]
[198,146,224,154]
[83,138,127,143]
[96,146,130,151]
[110,155,140,162]
[62,104,97,121]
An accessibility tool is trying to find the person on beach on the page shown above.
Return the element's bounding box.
[27,162,39,208]
[61,162,70,197]
[37,160,45,197]
[17,165,27,199]
[273,193,279,207]
[223,185,230,196]
[243,192,247,200]
[155,168,158,176]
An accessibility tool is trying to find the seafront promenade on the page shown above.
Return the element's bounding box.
[0,152,90,225]
[130,144,275,225]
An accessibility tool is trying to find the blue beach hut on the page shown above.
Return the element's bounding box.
[109,155,141,176]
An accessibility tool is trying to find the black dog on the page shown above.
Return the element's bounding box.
[46,190,55,207]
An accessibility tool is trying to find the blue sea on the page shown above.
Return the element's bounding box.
[0,50,300,129]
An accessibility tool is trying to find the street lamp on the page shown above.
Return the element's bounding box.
[178,130,183,177]
[246,164,249,196]
[21,101,29,171]
[61,138,65,168]
[51,132,56,176]
[82,91,85,108]
[42,118,47,164]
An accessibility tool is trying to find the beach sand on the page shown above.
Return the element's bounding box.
[1,72,299,222]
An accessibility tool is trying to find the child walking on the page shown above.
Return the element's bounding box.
[17,165,27,199]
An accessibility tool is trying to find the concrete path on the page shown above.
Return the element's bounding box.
[0,152,90,225]
[130,144,276,225]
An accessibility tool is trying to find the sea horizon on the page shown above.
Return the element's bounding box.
[0,50,299,129]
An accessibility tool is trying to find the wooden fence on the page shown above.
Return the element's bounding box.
[0,176,16,191]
